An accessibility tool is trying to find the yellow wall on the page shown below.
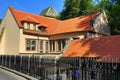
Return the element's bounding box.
[19,29,49,53]
[0,8,20,55]
[49,31,86,40]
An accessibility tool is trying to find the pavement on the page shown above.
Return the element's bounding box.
[0,66,39,80]
[0,68,27,80]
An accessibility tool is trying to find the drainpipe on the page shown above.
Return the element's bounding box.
[37,29,42,54]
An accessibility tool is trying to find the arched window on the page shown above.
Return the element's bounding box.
[26,40,31,50]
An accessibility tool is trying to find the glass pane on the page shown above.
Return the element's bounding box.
[26,40,31,50]
[62,40,66,48]
[40,41,43,51]
[50,41,52,51]
[46,42,48,51]
[58,40,61,51]
[27,23,30,29]
[33,24,36,30]
[32,40,36,50]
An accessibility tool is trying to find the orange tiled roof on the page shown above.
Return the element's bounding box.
[9,6,99,35]
[9,6,59,34]
[63,35,120,63]
[23,29,39,35]
[52,13,99,34]
[21,16,39,24]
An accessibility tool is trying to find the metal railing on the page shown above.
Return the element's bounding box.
[0,55,120,80]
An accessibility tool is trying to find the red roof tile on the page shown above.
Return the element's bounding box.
[9,6,59,34]
[9,6,99,35]
[52,13,99,34]
[21,16,39,24]
[23,29,39,35]
[63,35,120,63]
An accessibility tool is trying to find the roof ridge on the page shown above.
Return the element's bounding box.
[21,16,40,23]
[14,9,59,21]
[46,6,51,16]
[50,21,61,34]
[62,12,99,22]
[72,35,120,42]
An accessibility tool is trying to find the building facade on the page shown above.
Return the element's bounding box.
[0,6,110,55]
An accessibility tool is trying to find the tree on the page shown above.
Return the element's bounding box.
[60,0,120,34]
[0,19,2,24]
[98,0,120,35]
[109,4,120,34]
[60,0,81,20]
[60,0,101,20]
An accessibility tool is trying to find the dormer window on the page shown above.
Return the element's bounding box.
[21,16,39,30]
[38,24,47,32]
[90,20,95,28]
[33,24,36,30]
[40,27,46,32]
[27,23,30,29]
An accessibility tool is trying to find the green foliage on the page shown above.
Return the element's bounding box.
[60,0,81,20]
[60,0,102,20]
[109,4,120,34]
[98,0,120,35]
[0,19,2,24]
[60,0,120,35]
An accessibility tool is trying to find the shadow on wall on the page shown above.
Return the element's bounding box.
[0,27,5,43]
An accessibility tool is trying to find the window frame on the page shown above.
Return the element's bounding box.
[40,40,43,53]
[33,24,36,30]
[25,39,36,51]
[45,41,49,52]
[27,23,30,29]
[31,40,36,51]
[26,40,31,51]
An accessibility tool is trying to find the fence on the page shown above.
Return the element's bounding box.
[0,55,120,80]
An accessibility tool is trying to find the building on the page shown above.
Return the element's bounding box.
[63,35,120,62]
[0,6,110,56]
[40,6,58,18]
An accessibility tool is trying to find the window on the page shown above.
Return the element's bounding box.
[53,41,55,51]
[27,23,30,29]
[90,20,95,28]
[50,41,55,51]
[32,41,36,50]
[33,24,36,30]
[26,40,31,50]
[58,40,61,51]
[40,41,43,52]
[62,40,66,48]
[26,39,36,51]
[38,26,46,32]
[50,41,53,51]
[46,41,48,51]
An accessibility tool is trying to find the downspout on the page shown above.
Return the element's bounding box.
[37,29,42,54]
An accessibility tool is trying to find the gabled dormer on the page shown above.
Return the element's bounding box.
[21,16,39,30]
[38,23,47,34]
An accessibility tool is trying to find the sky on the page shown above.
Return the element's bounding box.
[0,0,65,19]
